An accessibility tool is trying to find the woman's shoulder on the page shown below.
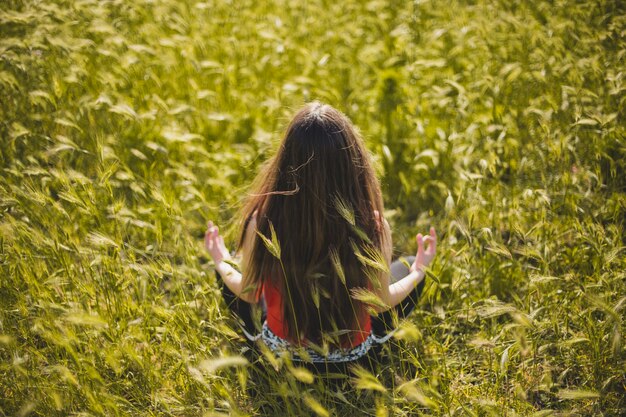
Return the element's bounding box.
[373,210,390,230]
[241,210,258,248]
[246,210,258,232]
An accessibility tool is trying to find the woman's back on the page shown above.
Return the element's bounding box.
[205,101,436,365]
[237,102,390,347]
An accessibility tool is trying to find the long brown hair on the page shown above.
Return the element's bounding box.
[239,102,389,346]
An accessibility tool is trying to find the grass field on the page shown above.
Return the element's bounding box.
[1,0,625,415]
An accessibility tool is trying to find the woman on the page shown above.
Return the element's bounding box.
[205,102,436,370]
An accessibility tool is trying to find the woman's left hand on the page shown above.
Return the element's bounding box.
[411,226,437,273]
[204,221,231,264]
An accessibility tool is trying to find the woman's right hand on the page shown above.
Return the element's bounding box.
[205,221,232,265]
[411,227,437,272]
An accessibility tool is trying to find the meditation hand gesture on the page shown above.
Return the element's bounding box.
[411,227,437,273]
[204,221,231,265]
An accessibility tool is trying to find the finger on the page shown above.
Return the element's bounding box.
[422,235,431,252]
[416,233,424,256]
[207,230,217,249]
[430,227,437,251]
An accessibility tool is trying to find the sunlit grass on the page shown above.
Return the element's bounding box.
[1,0,625,415]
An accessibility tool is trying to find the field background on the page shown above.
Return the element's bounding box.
[1,0,625,415]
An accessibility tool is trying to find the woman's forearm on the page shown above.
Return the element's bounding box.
[215,261,258,303]
[215,261,244,295]
[387,269,425,308]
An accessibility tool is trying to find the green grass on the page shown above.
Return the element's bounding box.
[1,0,625,415]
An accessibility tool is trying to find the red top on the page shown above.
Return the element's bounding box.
[263,280,371,347]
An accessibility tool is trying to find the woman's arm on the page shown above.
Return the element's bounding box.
[373,223,437,312]
[205,219,258,303]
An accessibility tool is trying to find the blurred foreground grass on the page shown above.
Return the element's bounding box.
[1,0,625,415]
